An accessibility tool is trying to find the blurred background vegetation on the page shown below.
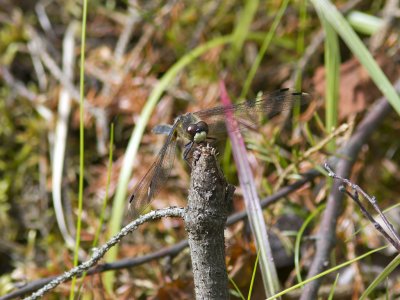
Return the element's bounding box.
[0,0,400,299]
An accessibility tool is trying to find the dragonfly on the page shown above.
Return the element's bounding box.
[128,88,309,216]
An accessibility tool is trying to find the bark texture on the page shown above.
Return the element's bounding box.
[184,145,234,300]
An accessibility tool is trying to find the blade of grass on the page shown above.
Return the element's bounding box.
[266,245,388,300]
[240,0,290,99]
[69,0,88,298]
[360,253,400,299]
[220,81,280,297]
[77,123,114,296]
[228,0,259,62]
[328,274,340,300]
[310,0,400,115]
[228,277,246,300]
[93,123,114,247]
[103,34,235,292]
[318,10,340,152]
[247,249,261,300]
[347,11,384,35]
[52,22,77,249]
[294,0,308,88]
[294,204,326,284]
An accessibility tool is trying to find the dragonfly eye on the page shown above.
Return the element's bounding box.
[196,121,209,134]
[186,124,198,137]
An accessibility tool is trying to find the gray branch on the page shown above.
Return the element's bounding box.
[23,207,184,300]
[184,145,235,300]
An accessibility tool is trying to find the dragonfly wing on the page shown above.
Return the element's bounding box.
[129,132,178,216]
[152,124,174,135]
[194,89,309,137]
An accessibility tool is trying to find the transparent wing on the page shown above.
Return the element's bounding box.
[128,130,178,216]
[193,89,309,138]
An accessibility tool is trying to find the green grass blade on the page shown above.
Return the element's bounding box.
[328,274,340,300]
[360,253,400,300]
[294,0,308,88]
[294,204,326,284]
[247,249,261,300]
[77,124,114,296]
[266,246,388,300]
[318,10,340,152]
[241,0,290,99]
[70,0,88,298]
[228,276,246,300]
[229,0,259,62]
[93,123,114,247]
[347,11,383,35]
[310,0,400,115]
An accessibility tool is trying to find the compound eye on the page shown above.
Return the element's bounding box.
[186,124,198,137]
[196,121,209,134]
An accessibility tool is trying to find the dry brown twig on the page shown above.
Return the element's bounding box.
[325,163,400,252]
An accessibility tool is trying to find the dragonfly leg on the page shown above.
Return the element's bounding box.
[183,137,216,166]
[183,141,194,164]
[204,137,221,157]
[206,136,217,149]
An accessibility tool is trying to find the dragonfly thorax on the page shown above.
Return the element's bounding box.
[186,121,209,143]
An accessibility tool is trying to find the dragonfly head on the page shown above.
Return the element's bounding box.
[186,121,209,143]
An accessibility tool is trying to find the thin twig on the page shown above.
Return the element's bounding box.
[22,207,184,300]
[325,163,400,251]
